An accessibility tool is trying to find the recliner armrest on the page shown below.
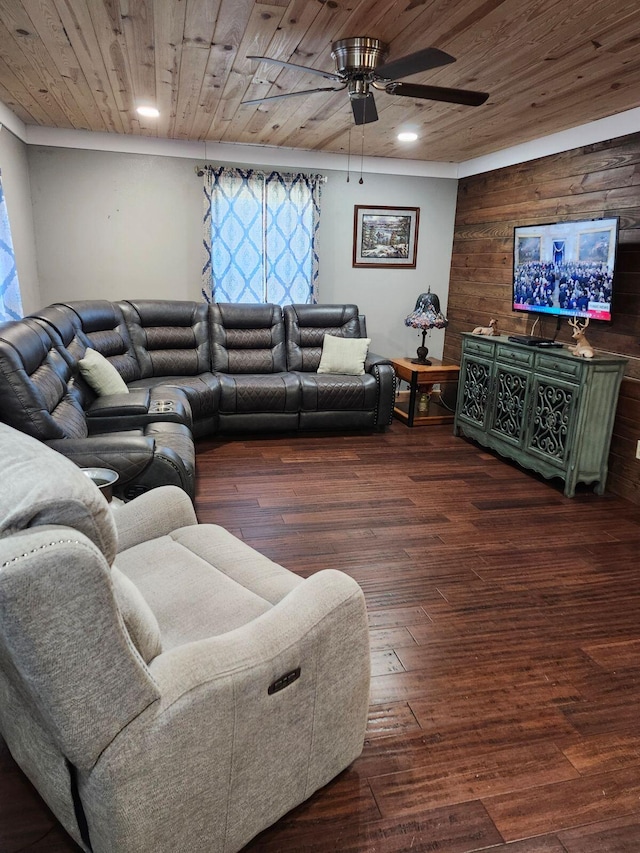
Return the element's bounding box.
[363,357,396,426]
[85,386,192,432]
[45,434,155,483]
[113,485,197,552]
[364,350,392,371]
[148,569,369,705]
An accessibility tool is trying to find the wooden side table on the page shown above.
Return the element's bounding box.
[391,357,460,427]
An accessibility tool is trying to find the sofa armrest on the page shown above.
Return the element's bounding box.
[86,389,150,417]
[364,357,396,427]
[86,386,192,432]
[113,485,198,552]
[364,350,392,371]
[45,434,155,483]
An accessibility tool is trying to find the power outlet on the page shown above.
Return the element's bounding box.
[637,440,640,460]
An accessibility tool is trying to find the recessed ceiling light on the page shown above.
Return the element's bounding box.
[136,106,160,118]
[397,131,418,142]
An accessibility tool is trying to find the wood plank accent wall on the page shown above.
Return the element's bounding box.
[443,131,640,504]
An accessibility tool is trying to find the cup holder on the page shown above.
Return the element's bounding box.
[151,400,175,413]
[81,467,119,503]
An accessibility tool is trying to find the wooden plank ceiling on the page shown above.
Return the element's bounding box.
[0,0,639,163]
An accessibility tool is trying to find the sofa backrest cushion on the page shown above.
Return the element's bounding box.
[120,300,211,378]
[210,303,287,373]
[34,302,141,384]
[57,300,142,384]
[0,319,87,440]
[284,304,362,372]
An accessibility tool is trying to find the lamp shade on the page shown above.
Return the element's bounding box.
[404,289,448,365]
[404,289,448,330]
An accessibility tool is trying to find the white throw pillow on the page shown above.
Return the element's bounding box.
[78,348,129,395]
[317,334,371,375]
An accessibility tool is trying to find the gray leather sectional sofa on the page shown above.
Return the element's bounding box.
[0,300,395,499]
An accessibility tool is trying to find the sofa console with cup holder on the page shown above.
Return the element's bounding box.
[0,300,395,499]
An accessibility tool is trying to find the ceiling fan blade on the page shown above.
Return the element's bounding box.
[387,81,489,106]
[247,55,342,82]
[242,86,345,106]
[351,93,378,125]
[375,47,455,81]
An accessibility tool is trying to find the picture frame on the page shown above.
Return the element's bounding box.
[353,205,419,268]
[578,229,612,263]
[515,234,541,264]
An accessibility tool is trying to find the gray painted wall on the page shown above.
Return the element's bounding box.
[319,170,457,360]
[27,145,457,359]
[0,128,40,313]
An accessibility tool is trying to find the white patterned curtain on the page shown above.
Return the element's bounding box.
[0,170,23,322]
[201,167,322,305]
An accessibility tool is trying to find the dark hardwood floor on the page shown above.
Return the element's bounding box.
[3,422,640,852]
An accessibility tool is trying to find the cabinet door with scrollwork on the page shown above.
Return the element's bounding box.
[524,376,578,468]
[487,364,531,447]
[457,355,492,429]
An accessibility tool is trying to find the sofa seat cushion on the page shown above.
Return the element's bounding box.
[127,373,219,422]
[218,372,300,414]
[296,372,378,411]
[114,524,302,650]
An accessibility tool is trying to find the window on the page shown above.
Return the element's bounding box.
[201,167,322,305]
[0,170,23,322]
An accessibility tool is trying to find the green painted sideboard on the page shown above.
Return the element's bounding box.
[453,334,627,497]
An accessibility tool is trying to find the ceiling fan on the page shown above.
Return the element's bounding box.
[242,37,489,125]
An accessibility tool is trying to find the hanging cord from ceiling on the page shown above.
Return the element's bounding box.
[359,122,365,184]
[346,126,351,183]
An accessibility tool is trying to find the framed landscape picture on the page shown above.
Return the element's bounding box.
[353,206,419,268]
[515,234,541,264]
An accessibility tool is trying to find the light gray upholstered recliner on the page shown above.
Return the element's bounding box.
[0,423,370,853]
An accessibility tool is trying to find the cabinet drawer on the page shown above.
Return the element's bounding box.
[536,352,582,380]
[463,337,494,356]
[496,345,534,367]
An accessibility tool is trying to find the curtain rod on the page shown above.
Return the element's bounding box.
[194,165,328,182]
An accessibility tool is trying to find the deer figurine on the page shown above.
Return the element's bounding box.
[472,318,498,336]
[568,316,594,358]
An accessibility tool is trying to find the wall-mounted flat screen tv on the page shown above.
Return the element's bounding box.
[513,217,619,322]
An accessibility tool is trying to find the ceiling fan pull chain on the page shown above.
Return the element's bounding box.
[359,123,365,184]
[347,126,352,183]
